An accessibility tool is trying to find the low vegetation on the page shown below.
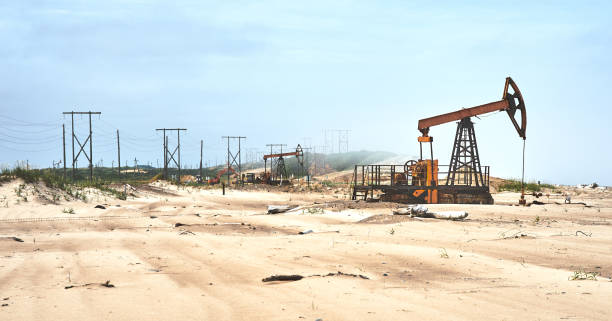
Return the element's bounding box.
[0,166,127,201]
[439,248,449,259]
[569,270,598,281]
[498,179,556,192]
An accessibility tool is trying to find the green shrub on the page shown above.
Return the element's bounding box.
[498,179,556,192]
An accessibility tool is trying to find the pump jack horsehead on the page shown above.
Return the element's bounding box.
[352,77,527,204]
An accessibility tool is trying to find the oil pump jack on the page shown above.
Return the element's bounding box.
[352,77,527,204]
[262,144,305,185]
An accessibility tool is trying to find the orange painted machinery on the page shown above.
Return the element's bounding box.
[352,77,526,204]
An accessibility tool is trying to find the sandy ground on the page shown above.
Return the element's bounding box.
[1,180,611,321]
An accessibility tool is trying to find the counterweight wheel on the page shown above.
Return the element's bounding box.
[503,77,527,139]
[404,160,417,173]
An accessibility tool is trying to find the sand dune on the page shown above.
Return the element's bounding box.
[1,180,611,320]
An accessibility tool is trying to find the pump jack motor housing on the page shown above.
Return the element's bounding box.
[352,77,526,204]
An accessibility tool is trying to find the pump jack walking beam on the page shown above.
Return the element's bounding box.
[418,77,526,139]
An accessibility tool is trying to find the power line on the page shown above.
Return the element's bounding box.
[0,143,58,153]
[0,115,58,127]
[0,136,60,145]
[0,126,59,134]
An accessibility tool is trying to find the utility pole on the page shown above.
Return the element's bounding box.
[89,113,93,179]
[325,129,336,154]
[222,136,246,186]
[62,124,66,179]
[199,140,203,180]
[116,129,121,177]
[63,111,101,181]
[164,136,168,177]
[313,146,317,176]
[156,128,187,183]
[335,129,350,153]
[315,145,327,176]
[71,114,74,179]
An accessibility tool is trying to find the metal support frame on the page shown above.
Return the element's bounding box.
[116,130,120,177]
[446,117,485,187]
[223,136,246,185]
[156,128,187,183]
[62,124,66,179]
[351,163,491,204]
[265,144,287,182]
[199,139,203,181]
[63,111,101,181]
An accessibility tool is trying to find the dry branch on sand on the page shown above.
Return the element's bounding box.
[65,280,115,289]
[393,205,468,220]
[262,271,370,283]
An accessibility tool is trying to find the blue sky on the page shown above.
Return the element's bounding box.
[0,1,610,185]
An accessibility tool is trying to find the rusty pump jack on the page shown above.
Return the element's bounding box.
[262,144,305,185]
[415,76,527,203]
[351,77,526,204]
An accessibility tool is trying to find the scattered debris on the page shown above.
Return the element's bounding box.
[65,280,115,289]
[319,271,369,279]
[267,205,298,214]
[412,205,429,216]
[574,202,593,208]
[555,201,593,208]
[101,280,115,288]
[393,205,468,220]
[392,208,411,215]
[262,271,370,283]
[498,229,533,239]
[262,275,304,282]
[575,230,592,237]
[94,205,106,209]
